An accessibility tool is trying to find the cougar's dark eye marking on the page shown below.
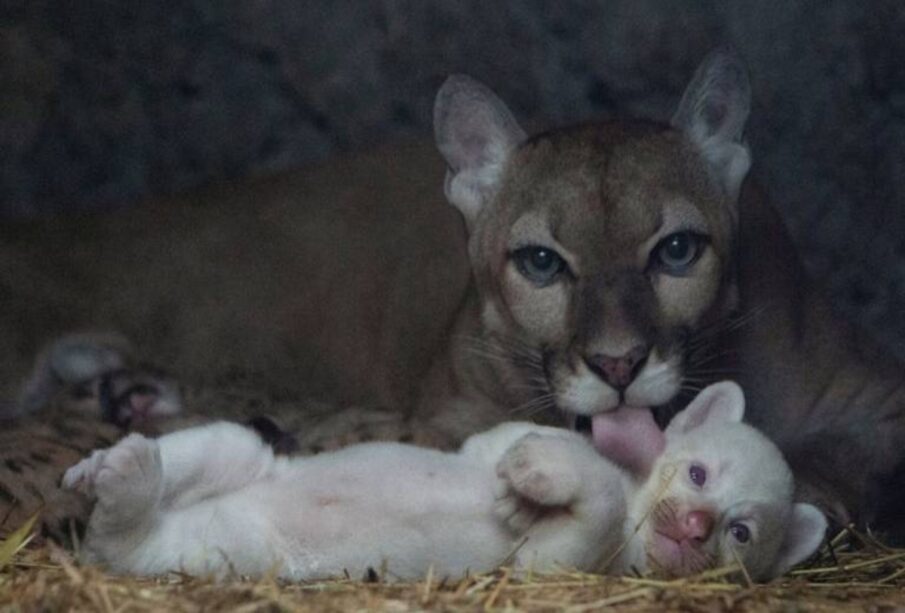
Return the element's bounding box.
[512,246,568,287]
[729,522,751,543]
[688,463,707,486]
[652,231,707,274]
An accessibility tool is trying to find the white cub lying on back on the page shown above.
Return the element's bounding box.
[63,382,825,581]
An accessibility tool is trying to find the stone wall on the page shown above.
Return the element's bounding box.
[3,0,905,352]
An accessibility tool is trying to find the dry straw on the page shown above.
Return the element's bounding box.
[2,518,905,611]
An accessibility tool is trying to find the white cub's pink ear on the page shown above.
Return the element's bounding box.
[771,503,828,578]
[671,48,752,204]
[667,381,745,435]
[433,75,526,228]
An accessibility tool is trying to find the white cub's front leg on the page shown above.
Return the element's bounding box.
[495,431,626,571]
[63,433,163,534]
[152,421,278,509]
[494,432,588,531]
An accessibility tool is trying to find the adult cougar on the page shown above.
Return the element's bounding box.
[3,50,903,537]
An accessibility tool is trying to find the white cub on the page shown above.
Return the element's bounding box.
[616,383,828,580]
[63,382,825,581]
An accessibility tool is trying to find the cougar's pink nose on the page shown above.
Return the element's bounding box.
[684,510,715,541]
[585,345,649,390]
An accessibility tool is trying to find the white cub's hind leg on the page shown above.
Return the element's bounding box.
[64,421,277,513]
[64,422,282,575]
[63,433,163,534]
[154,421,278,509]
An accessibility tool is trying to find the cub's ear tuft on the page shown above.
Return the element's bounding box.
[667,380,745,435]
[770,503,828,578]
[671,48,752,204]
[434,75,526,228]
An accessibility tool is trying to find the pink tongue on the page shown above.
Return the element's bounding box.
[591,407,665,477]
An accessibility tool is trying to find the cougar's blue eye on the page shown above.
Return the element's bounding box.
[689,463,707,487]
[653,232,706,273]
[513,246,568,287]
[729,522,751,544]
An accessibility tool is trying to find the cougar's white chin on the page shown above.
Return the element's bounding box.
[555,349,682,416]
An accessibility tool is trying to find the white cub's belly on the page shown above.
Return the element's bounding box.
[246,443,511,580]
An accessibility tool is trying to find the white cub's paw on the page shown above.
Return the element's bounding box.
[62,448,110,498]
[494,433,584,532]
[497,433,583,505]
[95,434,163,515]
[64,433,163,523]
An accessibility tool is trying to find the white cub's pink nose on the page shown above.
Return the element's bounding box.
[683,510,714,541]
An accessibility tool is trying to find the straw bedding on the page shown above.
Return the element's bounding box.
[2,382,903,610]
[3,517,905,612]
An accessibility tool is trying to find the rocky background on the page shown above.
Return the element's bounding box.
[2,0,905,354]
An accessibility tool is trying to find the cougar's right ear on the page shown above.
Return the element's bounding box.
[434,75,526,229]
[671,48,752,207]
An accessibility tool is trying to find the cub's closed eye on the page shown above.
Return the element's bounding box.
[512,246,569,287]
[651,231,708,274]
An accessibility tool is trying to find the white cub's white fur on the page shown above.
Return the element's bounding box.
[64,383,826,582]
[65,421,626,580]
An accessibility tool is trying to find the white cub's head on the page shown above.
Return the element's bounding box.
[627,382,827,581]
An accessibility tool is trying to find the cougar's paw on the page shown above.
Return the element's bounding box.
[49,365,182,432]
[95,369,183,430]
[18,333,132,416]
[496,433,582,508]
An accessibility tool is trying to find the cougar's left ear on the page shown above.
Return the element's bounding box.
[770,503,828,578]
[667,381,745,435]
[671,48,752,206]
[434,75,526,229]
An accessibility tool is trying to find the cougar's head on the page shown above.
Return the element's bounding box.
[434,51,752,424]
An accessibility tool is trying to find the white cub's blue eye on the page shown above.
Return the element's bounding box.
[512,246,568,287]
[729,522,751,544]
